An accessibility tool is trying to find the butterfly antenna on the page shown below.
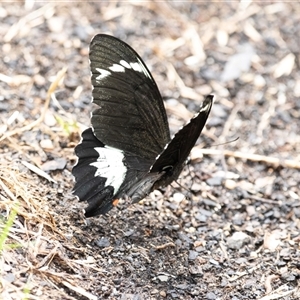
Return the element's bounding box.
[173,166,195,196]
[210,137,239,147]
[173,180,189,193]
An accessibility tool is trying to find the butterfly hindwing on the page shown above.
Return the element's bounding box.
[72,128,117,216]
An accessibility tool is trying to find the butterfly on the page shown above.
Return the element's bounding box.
[72,34,213,217]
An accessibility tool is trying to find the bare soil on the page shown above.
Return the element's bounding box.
[0,2,299,300]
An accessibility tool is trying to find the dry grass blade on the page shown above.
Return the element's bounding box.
[0,67,67,142]
[4,3,55,42]
[0,178,17,201]
[62,281,98,300]
[0,157,95,299]
[21,160,57,183]
[258,286,298,300]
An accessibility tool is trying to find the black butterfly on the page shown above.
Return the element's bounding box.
[72,34,213,217]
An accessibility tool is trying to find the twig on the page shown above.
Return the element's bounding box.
[151,242,176,250]
[264,274,279,294]
[197,148,300,170]
[248,195,279,205]
[258,286,297,300]
[219,241,229,260]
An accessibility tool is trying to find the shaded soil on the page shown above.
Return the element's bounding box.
[0,2,299,300]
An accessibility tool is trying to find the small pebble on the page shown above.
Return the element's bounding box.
[157,275,169,282]
[159,291,167,297]
[95,237,110,248]
[40,139,54,150]
[206,292,217,300]
[207,176,223,186]
[188,250,198,260]
[227,232,250,250]
[224,179,236,189]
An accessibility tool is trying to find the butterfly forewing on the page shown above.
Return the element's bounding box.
[151,95,213,188]
[90,34,170,160]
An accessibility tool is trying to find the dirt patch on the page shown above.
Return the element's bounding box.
[1,2,299,299]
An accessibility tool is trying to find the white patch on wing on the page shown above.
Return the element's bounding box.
[130,62,142,72]
[90,146,127,195]
[109,64,125,72]
[129,58,151,79]
[103,58,152,80]
[95,68,111,80]
[120,60,131,69]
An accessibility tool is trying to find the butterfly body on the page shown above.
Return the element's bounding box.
[72,34,213,217]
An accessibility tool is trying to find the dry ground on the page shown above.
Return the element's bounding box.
[0,2,300,300]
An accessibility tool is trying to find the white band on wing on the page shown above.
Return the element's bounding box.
[90,146,127,195]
